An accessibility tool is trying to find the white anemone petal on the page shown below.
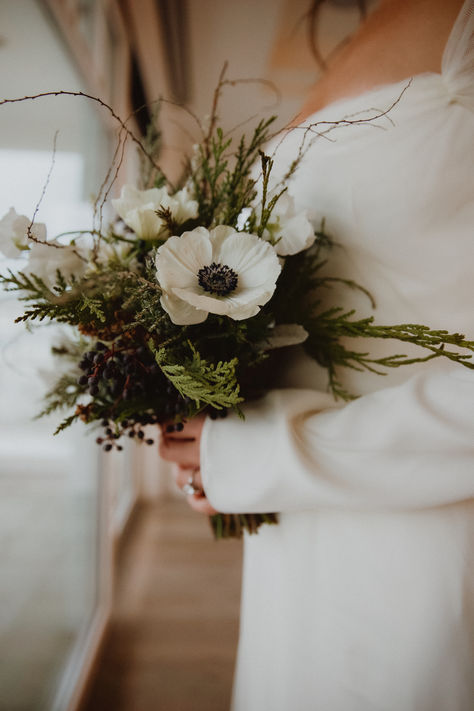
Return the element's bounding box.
[273,214,315,256]
[112,185,169,218]
[262,324,309,350]
[156,228,212,291]
[125,207,164,239]
[160,292,208,325]
[169,188,199,222]
[214,231,281,288]
[173,284,273,319]
[208,224,239,252]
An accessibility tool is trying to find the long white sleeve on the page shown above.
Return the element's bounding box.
[200,366,474,513]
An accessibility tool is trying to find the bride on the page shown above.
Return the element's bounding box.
[160,1,474,709]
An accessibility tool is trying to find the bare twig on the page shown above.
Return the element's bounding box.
[93,125,127,223]
[96,127,128,233]
[0,90,163,175]
[267,79,413,186]
[141,97,205,139]
[26,130,59,246]
[24,131,84,260]
[301,79,412,136]
[221,76,281,110]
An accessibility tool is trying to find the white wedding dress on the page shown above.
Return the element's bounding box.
[201,2,474,709]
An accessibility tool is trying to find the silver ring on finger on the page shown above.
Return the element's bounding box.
[182,469,201,496]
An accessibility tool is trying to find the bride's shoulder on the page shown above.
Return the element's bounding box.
[296,0,466,123]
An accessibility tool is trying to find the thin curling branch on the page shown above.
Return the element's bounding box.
[27,130,59,247]
[0,90,164,177]
[25,130,87,261]
[270,79,413,186]
[303,79,412,135]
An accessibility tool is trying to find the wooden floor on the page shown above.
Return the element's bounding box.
[82,498,243,711]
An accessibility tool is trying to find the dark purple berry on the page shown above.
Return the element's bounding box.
[103,443,113,452]
[146,439,154,445]
[175,422,184,432]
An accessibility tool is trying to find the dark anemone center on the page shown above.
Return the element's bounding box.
[197,262,239,296]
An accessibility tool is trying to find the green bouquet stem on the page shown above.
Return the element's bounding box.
[209,512,279,539]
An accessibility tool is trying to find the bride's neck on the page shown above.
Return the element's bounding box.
[293,0,463,123]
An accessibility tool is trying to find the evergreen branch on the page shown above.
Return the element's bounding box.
[53,414,80,435]
[305,309,474,400]
[78,295,106,322]
[150,342,244,413]
[36,373,84,419]
[256,152,286,238]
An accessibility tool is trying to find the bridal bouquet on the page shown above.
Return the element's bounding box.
[1,88,473,538]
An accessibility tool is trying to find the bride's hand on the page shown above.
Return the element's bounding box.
[159,415,217,515]
[174,465,217,515]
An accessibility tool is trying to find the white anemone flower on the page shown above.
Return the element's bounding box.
[262,323,309,350]
[155,225,281,325]
[112,185,198,240]
[265,191,316,256]
[169,187,199,224]
[25,240,86,288]
[0,208,46,258]
[92,239,134,267]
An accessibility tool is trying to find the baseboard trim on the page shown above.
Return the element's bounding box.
[49,604,110,711]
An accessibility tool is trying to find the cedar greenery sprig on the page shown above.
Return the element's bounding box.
[303,308,474,401]
[151,342,244,414]
[274,240,474,400]
[190,117,277,229]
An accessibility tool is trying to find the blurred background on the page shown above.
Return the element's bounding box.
[0,1,370,709]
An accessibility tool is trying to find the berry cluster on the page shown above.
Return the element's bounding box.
[77,340,160,400]
[95,419,155,451]
[77,339,191,451]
